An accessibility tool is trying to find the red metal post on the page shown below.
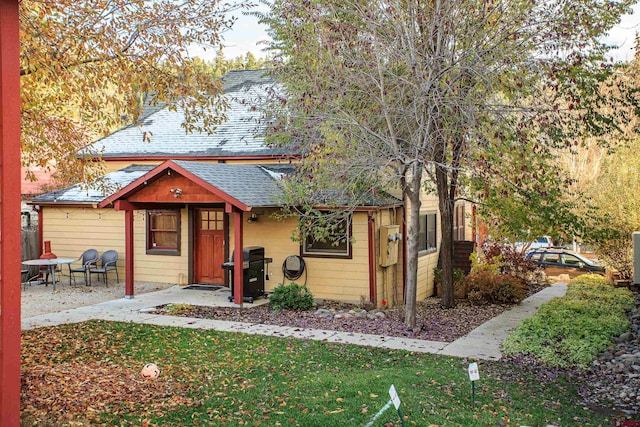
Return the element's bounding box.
[125,209,134,298]
[233,210,244,305]
[0,0,23,424]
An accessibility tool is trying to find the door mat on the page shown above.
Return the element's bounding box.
[182,285,224,291]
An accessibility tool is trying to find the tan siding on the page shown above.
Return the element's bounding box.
[41,207,126,282]
[104,160,161,173]
[373,209,403,308]
[417,251,439,298]
[42,203,408,303]
[464,202,475,242]
[404,192,440,300]
[233,211,371,303]
[231,211,300,292]
[224,159,289,165]
[132,210,189,284]
[42,207,189,285]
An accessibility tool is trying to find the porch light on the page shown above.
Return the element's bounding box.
[247,212,258,223]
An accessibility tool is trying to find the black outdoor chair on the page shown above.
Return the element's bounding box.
[69,248,98,286]
[41,263,61,286]
[21,269,31,290]
[88,250,119,286]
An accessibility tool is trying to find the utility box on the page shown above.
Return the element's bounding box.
[380,225,400,267]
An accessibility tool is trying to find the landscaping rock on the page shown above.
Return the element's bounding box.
[580,289,640,415]
[620,332,634,342]
[153,297,517,343]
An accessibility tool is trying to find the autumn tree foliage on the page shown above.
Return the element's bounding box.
[575,51,640,279]
[259,0,635,324]
[20,0,250,184]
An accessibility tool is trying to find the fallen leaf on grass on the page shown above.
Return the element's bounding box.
[21,360,194,424]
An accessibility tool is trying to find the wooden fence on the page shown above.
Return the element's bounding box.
[21,227,39,278]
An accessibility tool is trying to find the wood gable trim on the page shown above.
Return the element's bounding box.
[99,160,251,211]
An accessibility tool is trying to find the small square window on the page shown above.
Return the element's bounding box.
[147,209,180,255]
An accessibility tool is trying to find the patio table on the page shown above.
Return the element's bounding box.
[21,258,77,291]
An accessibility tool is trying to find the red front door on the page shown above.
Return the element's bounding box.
[195,209,225,284]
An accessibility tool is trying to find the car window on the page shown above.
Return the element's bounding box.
[529,253,542,261]
[543,253,560,263]
[562,254,582,266]
[536,237,549,243]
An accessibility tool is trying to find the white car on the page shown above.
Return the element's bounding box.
[515,236,553,252]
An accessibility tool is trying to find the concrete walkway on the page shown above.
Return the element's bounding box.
[21,283,567,361]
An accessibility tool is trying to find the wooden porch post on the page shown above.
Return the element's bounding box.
[0,0,22,424]
[232,208,244,305]
[125,209,134,298]
[114,201,136,298]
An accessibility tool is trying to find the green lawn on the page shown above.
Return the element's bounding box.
[21,320,610,426]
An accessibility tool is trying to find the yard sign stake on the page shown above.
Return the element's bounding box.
[468,362,480,408]
[364,385,407,427]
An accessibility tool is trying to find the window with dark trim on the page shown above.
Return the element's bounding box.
[147,209,180,255]
[302,213,352,258]
[418,212,437,253]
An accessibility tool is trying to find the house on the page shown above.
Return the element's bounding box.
[29,69,460,306]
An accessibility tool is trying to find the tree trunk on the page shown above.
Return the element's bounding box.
[404,169,423,327]
[436,164,456,308]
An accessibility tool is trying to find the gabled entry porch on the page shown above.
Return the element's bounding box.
[99,159,288,305]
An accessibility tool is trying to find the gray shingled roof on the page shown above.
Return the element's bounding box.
[31,161,400,209]
[173,161,290,207]
[31,165,155,204]
[31,162,294,207]
[83,70,288,158]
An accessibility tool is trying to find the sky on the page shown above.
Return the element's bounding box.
[604,2,640,62]
[211,3,639,62]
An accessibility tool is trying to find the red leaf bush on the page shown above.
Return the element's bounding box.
[463,270,527,305]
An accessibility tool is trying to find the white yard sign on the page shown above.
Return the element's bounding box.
[389,385,401,410]
[468,362,480,382]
